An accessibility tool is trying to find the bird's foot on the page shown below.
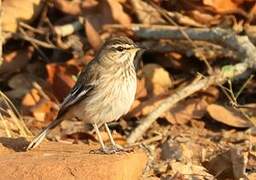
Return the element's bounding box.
[89,146,117,154]
[108,144,133,153]
[89,145,133,154]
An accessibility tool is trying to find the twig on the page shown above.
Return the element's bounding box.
[18,27,50,60]
[17,29,56,49]
[130,0,166,24]
[105,24,256,69]
[0,113,11,137]
[147,1,212,73]
[141,40,237,60]
[7,109,27,137]
[235,75,254,99]
[0,91,32,136]
[54,17,84,37]
[19,22,45,34]
[128,63,247,143]
[127,27,256,143]
[129,134,163,147]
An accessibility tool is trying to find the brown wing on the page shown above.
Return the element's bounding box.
[57,60,101,118]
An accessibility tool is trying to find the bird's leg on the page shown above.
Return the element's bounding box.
[92,123,107,153]
[104,122,116,146]
[104,122,124,152]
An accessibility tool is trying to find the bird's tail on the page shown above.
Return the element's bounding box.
[26,118,63,150]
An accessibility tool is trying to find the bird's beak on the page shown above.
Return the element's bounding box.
[132,46,146,53]
[128,47,141,53]
[135,47,142,52]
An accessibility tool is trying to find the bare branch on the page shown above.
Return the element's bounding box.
[127,26,256,143]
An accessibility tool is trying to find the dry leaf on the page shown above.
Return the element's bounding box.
[249,3,256,20]
[136,76,147,99]
[203,0,239,12]
[166,98,209,124]
[189,10,222,26]
[2,0,45,33]
[130,96,208,124]
[207,104,253,128]
[54,0,131,50]
[170,161,213,178]
[22,88,57,122]
[0,48,33,80]
[130,0,165,24]
[143,64,172,96]
[203,148,247,180]
[5,73,34,99]
[46,63,78,101]
[248,173,256,180]
[161,140,194,162]
[84,18,102,50]
[106,0,131,27]
[53,0,98,16]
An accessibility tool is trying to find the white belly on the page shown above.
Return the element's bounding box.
[72,74,137,124]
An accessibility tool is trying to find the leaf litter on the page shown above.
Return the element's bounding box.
[1,0,256,179]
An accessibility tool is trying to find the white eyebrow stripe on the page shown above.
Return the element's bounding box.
[110,44,134,49]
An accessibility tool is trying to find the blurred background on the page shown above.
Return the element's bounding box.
[1,0,256,179]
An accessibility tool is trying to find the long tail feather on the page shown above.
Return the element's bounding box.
[26,118,63,150]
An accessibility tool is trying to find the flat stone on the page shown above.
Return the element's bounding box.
[0,138,148,180]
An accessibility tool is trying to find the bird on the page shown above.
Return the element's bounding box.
[26,36,143,153]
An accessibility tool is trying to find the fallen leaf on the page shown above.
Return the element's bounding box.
[170,161,213,179]
[136,75,147,99]
[46,63,78,101]
[54,0,131,48]
[143,64,172,96]
[0,48,33,80]
[161,139,194,163]
[161,139,183,161]
[203,148,247,180]
[2,0,45,34]
[6,73,33,99]
[248,173,256,180]
[22,88,58,122]
[249,3,256,20]
[203,0,239,12]
[130,0,166,24]
[106,0,131,27]
[189,10,222,26]
[84,18,102,50]
[53,0,98,16]
[207,104,253,128]
[166,98,209,124]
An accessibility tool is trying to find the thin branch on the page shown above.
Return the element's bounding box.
[19,22,45,34]
[0,113,12,137]
[128,63,248,143]
[16,30,56,49]
[148,1,212,73]
[54,17,84,37]
[106,24,256,68]
[127,26,256,143]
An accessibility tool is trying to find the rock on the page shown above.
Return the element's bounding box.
[0,139,148,180]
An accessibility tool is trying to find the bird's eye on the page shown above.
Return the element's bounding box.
[116,46,124,52]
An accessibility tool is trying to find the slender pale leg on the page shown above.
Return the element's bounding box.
[93,123,105,150]
[104,122,116,146]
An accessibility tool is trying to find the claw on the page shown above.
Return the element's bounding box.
[89,145,133,154]
[89,147,115,154]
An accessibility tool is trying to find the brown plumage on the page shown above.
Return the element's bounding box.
[27,36,143,153]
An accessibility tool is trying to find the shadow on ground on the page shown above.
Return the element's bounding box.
[0,137,28,152]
